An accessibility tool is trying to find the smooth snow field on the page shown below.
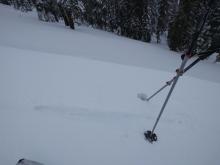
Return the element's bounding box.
[0,4,220,165]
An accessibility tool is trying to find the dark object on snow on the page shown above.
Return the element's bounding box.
[16,159,44,165]
[144,131,157,143]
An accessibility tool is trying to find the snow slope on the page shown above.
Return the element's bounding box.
[0,4,220,165]
[0,5,219,83]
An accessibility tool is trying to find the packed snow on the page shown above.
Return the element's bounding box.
[0,4,220,165]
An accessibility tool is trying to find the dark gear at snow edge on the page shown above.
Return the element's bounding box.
[16,158,44,165]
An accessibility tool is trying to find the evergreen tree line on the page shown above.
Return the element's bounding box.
[1,0,220,54]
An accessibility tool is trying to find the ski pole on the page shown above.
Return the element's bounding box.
[144,0,215,143]
[151,55,189,134]
[146,78,173,101]
[146,57,200,101]
[145,47,219,102]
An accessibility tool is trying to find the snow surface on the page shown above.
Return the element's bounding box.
[0,4,220,165]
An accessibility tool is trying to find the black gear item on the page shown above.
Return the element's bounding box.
[16,159,44,165]
[144,130,157,143]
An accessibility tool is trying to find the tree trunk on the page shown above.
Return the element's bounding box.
[58,4,69,26]
[216,53,220,63]
[65,9,75,29]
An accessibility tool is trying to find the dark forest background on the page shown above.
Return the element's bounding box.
[1,0,220,56]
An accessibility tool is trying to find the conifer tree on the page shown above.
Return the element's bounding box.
[168,0,202,51]
[64,0,81,29]
[12,0,33,12]
[156,0,169,43]
[35,0,59,22]
[209,1,220,51]
[0,0,10,5]
[3,0,218,47]
[141,0,158,42]
[191,0,219,53]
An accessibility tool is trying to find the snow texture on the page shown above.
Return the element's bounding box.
[0,4,220,165]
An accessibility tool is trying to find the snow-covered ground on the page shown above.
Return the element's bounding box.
[0,4,220,165]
